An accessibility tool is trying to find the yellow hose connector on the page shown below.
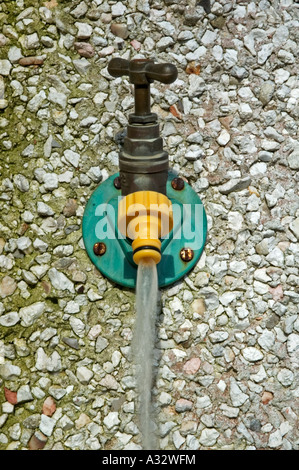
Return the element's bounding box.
[118,191,173,265]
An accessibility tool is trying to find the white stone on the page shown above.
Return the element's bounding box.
[47,351,62,372]
[71,1,88,18]
[0,363,21,380]
[228,211,243,231]
[8,46,23,63]
[250,162,267,176]
[223,49,238,68]
[220,404,239,418]
[266,246,284,267]
[2,402,14,414]
[209,331,229,343]
[76,366,93,384]
[65,432,85,449]
[0,312,20,327]
[230,378,249,406]
[199,428,219,446]
[274,68,290,85]
[258,43,273,64]
[250,365,267,383]
[288,149,299,170]
[186,46,207,61]
[17,384,33,403]
[33,238,48,252]
[27,90,46,113]
[242,347,264,362]
[48,87,67,108]
[201,30,217,46]
[103,411,120,429]
[13,174,29,192]
[8,423,21,440]
[196,395,211,409]
[188,74,205,98]
[37,201,54,216]
[43,173,59,191]
[268,429,283,448]
[253,280,269,295]
[93,92,108,106]
[289,218,299,239]
[239,102,253,119]
[75,22,93,39]
[230,260,247,273]
[64,149,80,167]
[217,129,230,146]
[258,330,275,351]
[25,32,40,49]
[277,368,294,387]
[64,301,80,314]
[95,336,109,353]
[16,236,32,251]
[48,268,74,293]
[212,44,223,61]
[19,301,46,327]
[287,334,299,354]
[219,291,237,306]
[70,317,85,337]
[0,60,12,76]
[173,430,185,449]
[40,414,56,437]
[111,1,127,17]
[0,255,15,270]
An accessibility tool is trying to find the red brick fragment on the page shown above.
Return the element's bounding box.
[42,396,56,417]
[4,387,18,405]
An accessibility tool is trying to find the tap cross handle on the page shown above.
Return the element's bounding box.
[108,58,178,85]
[108,58,178,122]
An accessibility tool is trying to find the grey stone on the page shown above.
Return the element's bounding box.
[218,176,251,194]
[13,174,29,192]
[259,81,275,105]
[73,58,91,74]
[95,336,109,353]
[17,385,33,404]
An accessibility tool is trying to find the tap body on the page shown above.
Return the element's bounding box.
[108,58,178,197]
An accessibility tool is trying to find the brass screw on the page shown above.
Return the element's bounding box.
[171,177,185,191]
[113,176,121,189]
[180,247,194,262]
[93,242,106,256]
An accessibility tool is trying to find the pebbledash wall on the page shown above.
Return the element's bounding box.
[0,0,298,451]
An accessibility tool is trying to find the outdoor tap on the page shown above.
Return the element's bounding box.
[82,58,207,287]
[108,58,177,265]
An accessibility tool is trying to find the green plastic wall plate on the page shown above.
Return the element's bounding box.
[82,171,207,289]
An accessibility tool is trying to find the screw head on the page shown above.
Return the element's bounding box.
[113,176,121,190]
[93,242,106,256]
[171,177,185,191]
[180,247,194,262]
